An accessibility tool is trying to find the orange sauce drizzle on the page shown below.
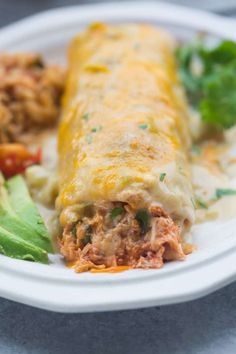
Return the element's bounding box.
[90,266,130,274]
[66,261,130,273]
[66,261,76,269]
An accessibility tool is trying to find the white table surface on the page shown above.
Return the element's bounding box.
[1,1,236,353]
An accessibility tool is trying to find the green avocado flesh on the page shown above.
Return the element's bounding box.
[0,225,48,263]
[0,173,52,264]
[6,175,53,253]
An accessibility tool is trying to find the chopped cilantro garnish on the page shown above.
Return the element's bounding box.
[81,225,92,246]
[82,234,91,246]
[82,113,90,121]
[159,173,166,182]
[135,209,150,233]
[31,57,44,68]
[86,134,93,144]
[91,125,102,133]
[139,124,148,130]
[191,197,196,209]
[215,188,236,199]
[195,197,208,209]
[110,207,124,220]
[191,144,201,155]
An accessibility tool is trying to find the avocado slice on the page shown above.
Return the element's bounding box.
[0,174,52,253]
[0,224,48,264]
[6,175,53,253]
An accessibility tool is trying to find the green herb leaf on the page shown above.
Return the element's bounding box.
[202,40,236,72]
[135,209,150,233]
[31,57,44,69]
[215,188,236,199]
[191,144,201,155]
[176,42,203,105]
[81,225,92,246]
[86,134,93,144]
[82,113,90,121]
[159,173,166,182]
[176,40,236,129]
[82,234,91,246]
[139,124,148,130]
[91,125,102,133]
[200,62,236,129]
[195,197,208,209]
[110,207,124,220]
[191,197,196,209]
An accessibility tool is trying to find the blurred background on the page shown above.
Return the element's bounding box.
[1,0,236,26]
[1,1,236,354]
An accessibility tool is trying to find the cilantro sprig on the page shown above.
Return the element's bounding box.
[176,40,236,129]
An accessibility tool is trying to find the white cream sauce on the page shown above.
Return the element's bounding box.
[26,116,236,236]
[191,120,236,224]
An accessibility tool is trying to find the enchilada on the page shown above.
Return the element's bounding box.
[57,23,195,272]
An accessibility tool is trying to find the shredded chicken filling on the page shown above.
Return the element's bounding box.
[60,202,186,272]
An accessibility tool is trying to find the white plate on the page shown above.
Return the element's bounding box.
[1,1,236,313]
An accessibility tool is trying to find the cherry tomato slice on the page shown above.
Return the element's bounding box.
[0,144,42,178]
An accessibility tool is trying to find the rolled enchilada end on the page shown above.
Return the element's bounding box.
[59,202,188,273]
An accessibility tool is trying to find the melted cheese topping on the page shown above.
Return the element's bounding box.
[58,23,195,227]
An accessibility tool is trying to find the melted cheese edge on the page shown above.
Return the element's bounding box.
[58,23,195,226]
